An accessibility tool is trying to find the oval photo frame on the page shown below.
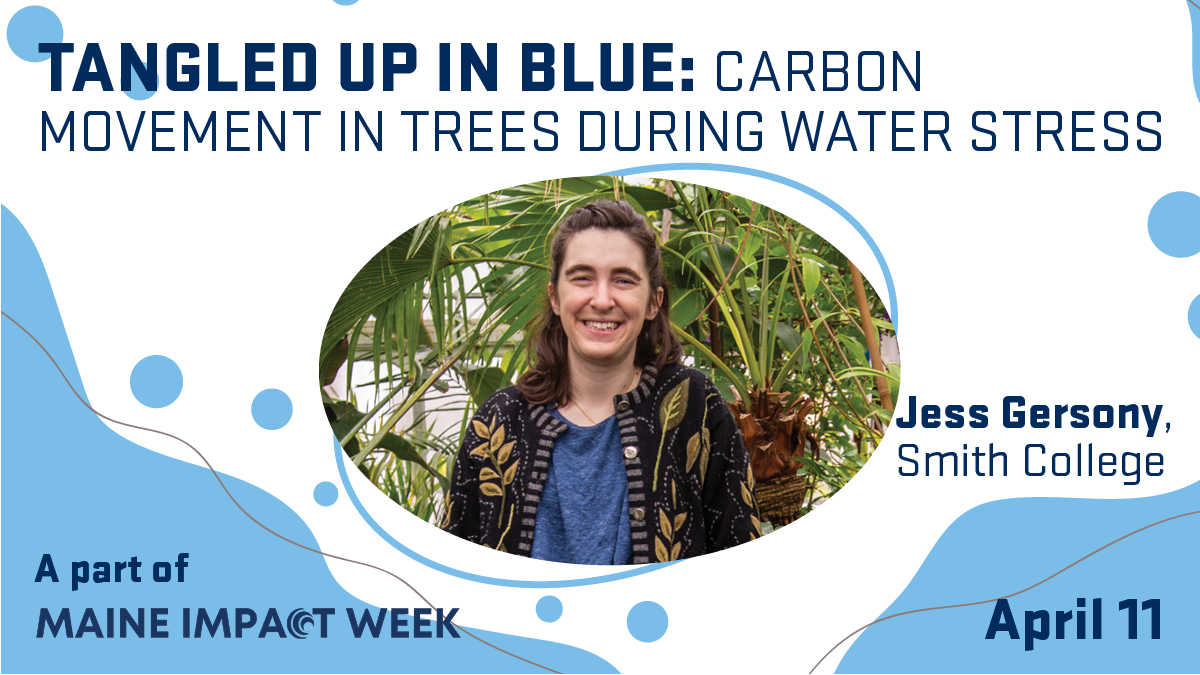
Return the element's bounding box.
[319,176,900,566]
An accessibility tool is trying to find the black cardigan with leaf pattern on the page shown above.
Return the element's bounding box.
[441,363,762,564]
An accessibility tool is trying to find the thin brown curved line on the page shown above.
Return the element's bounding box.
[2,311,560,675]
[810,508,1200,673]
[1189,0,1199,12]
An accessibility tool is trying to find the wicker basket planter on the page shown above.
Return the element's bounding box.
[754,474,810,527]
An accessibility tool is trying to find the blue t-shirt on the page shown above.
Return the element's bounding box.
[531,409,633,565]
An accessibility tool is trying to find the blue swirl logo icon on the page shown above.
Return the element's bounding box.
[286,609,314,639]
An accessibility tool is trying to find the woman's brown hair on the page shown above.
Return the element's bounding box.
[516,199,683,406]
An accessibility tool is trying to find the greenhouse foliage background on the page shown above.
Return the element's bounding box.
[320,177,899,529]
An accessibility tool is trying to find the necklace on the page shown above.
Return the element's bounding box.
[576,406,599,426]
[570,367,641,426]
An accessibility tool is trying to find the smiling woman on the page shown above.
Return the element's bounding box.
[441,201,760,564]
[553,229,662,378]
[520,201,676,415]
[320,177,900,558]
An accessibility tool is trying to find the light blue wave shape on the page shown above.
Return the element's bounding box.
[1,205,616,673]
[838,481,1200,672]
[1190,0,1200,105]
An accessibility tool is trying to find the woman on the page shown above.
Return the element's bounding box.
[442,200,761,564]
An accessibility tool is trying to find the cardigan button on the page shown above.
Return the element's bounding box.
[623,446,638,459]
[631,507,645,521]
[616,400,631,412]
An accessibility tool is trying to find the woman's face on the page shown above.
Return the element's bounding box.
[550,228,663,371]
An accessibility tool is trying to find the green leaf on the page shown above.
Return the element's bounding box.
[320,222,453,367]
[671,288,707,327]
[834,366,902,386]
[320,337,349,388]
[741,228,764,258]
[837,335,868,366]
[708,368,739,403]
[705,242,740,278]
[330,409,448,490]
[559,176,611,194]
[463,366,508,407]
[802,257,820,298]
[621,185,674,212]
[774,323,803,353]
[887,362,902,404]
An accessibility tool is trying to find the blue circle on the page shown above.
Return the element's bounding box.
[1189,294,1200,340]
[1148,192,1200,258]
[332,0,359,5]
[7,6,63,62]
[627,601,668,642]
[251,389,293,430]
[129,355,183,408]
[313,481,339,506]
[125,62,158,101]
[535,595,563,623]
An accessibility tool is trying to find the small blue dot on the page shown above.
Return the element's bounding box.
[251,389,292,430]
[1189,294,1200,340]
[7,6,63,63]
[125,62,158,101]
[535,596,563,623]
[130,355,183,408]
[627,601,668,642]
[1148,192,1200,258]
[313,481,339,506]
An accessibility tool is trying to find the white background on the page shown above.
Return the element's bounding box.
[3,1,1198,671]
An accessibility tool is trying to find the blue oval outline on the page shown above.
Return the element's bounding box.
[334,163,900,587]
